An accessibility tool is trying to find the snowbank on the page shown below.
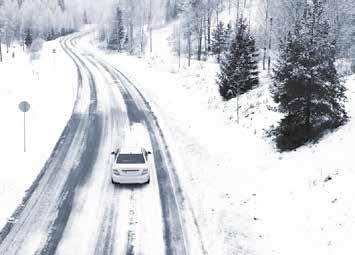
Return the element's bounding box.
[0,39,77,229]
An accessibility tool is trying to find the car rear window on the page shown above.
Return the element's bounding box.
[117,153,145,164]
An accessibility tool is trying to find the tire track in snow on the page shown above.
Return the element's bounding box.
[82,56,145,255]
[38,33,102,255]
[107,58,208,255]
[0,32,97,255]
[125,187,138,255]
[93,185,120,255]
[84,54,199,255]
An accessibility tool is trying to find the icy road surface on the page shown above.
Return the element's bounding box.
[0,32,205,255]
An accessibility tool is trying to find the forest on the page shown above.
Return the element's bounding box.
[1,0,354,150]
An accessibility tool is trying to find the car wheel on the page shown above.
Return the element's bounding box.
[111,178,116,184]
[146,178,150,184]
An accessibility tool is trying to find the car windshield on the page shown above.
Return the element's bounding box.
[117,153,145,164]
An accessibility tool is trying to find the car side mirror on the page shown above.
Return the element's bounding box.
[147,151,152,155]
[111,151,116,155]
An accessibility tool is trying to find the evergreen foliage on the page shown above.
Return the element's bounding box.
[217,19,259,100]
[83,9,89,25]
[211,21,225,63]
[224,22,233,48]
[24,29,32,48]
[271,0,348,151]
[107,5,126,51]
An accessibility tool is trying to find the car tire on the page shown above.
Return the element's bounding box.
[146,178,150,184]
[111,178,116,184]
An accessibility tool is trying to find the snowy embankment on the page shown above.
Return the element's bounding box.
[0,40,77,229]
[84,22,355,255]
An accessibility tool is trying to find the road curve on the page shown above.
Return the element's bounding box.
[0,31,205,255]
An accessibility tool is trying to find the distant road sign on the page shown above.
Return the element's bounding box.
[19,101,30,152]
[19,101,30,112]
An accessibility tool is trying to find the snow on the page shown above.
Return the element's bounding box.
[82,22,355,255]
[0,7,354,253]
[124,123,151,151]
[0,39,77,230]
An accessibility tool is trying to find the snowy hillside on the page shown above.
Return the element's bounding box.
[84,22,355,254]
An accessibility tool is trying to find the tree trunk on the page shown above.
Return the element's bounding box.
[140,6,146,55]
[129,22,134,54]
[197,26,202,61]
[178,26,181,68]
[166,0,171,23]
[268,17,273,73]
[148,0,153,52]
[305,82,311,137]
[203,16,207,54]
[0,39,2,62]
[263,0,269,70]
[207,9,211,52]
[188,30,191,67]
[216,2,219,24]
[237,0,240,20]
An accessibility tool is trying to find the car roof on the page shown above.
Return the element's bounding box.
[119,147,143,154]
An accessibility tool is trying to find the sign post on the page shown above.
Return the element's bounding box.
[19,101,30,152]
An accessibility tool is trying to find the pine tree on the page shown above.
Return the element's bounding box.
[217,19,259,100]
[83,9,88,25]
[108,5,125,51]
[211,21,225,63]
[24,29,32,48]
[272,0,348,151]
[224,22,233,48]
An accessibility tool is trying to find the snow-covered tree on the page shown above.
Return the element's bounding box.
[211,21,225,62]
[83,9,88,25]
[217,19,259,100]
[107,5,126,51]
[24,28,32,48]
[271,0,348,151]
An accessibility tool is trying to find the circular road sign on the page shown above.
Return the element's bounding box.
[19,101,31,112]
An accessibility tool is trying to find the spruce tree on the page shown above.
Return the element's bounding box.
[83,9,88,25]
[211,21,225,63]
[108,5,125,51]
[224,22,233,48]
[24,29,32,48]
[272,0,348,151]
[217,19,259,100]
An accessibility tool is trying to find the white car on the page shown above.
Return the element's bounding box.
[111,147,151,184]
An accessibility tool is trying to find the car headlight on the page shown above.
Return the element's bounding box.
[113,169,120,175]
[141,169,148,175]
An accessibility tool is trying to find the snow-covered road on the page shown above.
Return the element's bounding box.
[0,32,205,255]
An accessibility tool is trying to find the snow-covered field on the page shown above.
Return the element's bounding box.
[80,22,355,255]
[0,40,77,230]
